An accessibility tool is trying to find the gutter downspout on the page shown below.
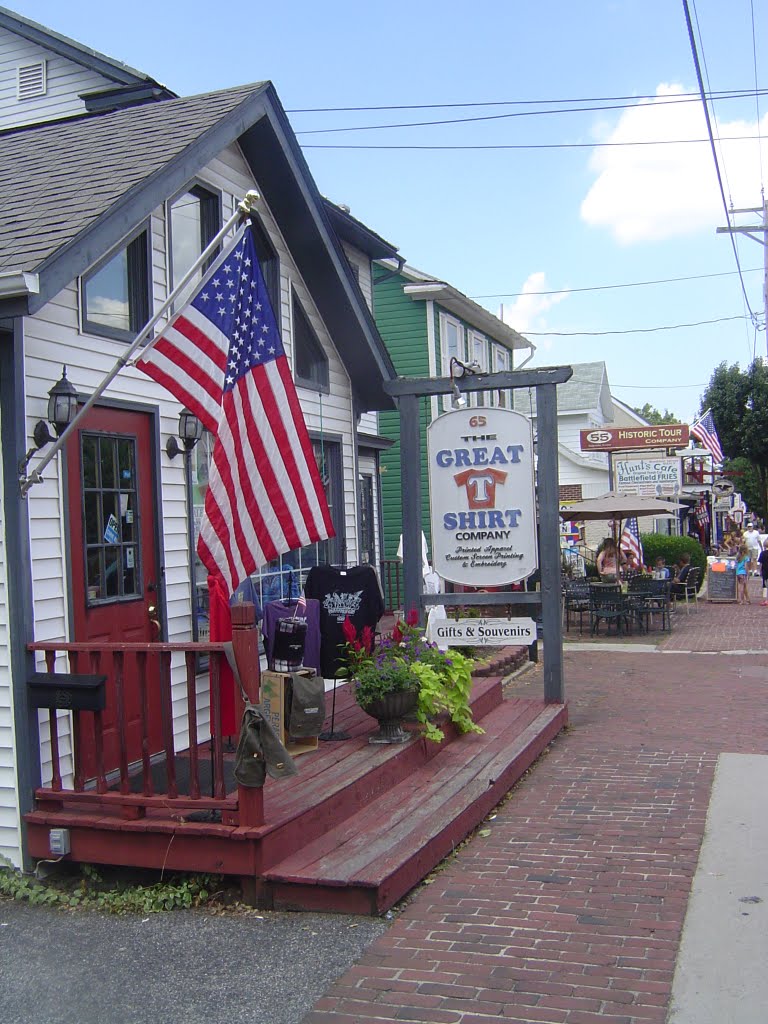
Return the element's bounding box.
[372,255,405,286]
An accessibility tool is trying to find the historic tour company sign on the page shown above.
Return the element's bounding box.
[580,425,689,451]
[427,407,537,586]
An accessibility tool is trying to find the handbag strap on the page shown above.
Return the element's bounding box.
[222,641,251,705]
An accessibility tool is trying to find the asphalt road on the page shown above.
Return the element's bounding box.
[0,899,389,1024]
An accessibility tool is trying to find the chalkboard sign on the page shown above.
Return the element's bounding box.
[707,560,737,602]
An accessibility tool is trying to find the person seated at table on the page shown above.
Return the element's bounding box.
[671,553,692,599]
[652,556,670,580]
[596,538,626,583]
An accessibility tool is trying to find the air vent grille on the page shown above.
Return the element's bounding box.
[17,60,47,100]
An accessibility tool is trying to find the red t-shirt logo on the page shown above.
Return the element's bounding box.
[453,467,507,509]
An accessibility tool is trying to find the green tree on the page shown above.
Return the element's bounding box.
[701,360,768,522]
[630,403,681,425]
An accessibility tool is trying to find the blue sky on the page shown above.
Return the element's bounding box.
[9,0,768,422]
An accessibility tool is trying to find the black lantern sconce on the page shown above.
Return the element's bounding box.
[19,366,79,475]
[166,407,203,459]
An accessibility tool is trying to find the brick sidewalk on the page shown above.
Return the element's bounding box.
[302,606,768,1023]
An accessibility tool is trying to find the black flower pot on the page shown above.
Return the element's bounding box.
[361,687,419,745]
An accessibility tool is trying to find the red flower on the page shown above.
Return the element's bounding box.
[392,621,403,645]
[361,625,375,653]
[405,608,419,627]
[342,616,357,644]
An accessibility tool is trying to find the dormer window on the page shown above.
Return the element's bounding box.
[81,227,151,342]
[17,61,46,100]
[292,288,329,391]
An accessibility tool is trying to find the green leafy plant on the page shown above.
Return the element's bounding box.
[639,534,706,584]
[0,856,220,915]
[341,612,483,744]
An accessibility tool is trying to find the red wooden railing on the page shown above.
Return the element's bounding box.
[28,602,263,826]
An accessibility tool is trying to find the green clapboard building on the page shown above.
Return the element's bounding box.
[373,262,534,577]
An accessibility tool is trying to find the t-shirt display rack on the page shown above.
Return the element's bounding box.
[260,563,385,742]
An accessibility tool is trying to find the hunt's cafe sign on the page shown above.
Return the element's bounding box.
[425,407,537,647]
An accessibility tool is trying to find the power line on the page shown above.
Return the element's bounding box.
[302,135,762,151]
[611,383,707,389]
[750,0,765,190]
[682,0,759,324]
[287,87,767,114]
[470,266,763,299]
[522,314,749,336]
[294,90,768,136]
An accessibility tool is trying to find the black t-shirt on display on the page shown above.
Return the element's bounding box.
[304,565,384,677]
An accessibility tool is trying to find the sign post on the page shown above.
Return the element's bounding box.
[385,365,572,706]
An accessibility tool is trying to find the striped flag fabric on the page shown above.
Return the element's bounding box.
[620,516,643,568]
[137,224,334,595]
[690,408,724,463]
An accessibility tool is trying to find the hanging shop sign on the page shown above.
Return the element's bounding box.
[427,407,537,586]
[426,616,537,647]
[580,425,689,451]
[613,456,682,497]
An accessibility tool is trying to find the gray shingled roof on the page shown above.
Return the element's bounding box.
[0,83,266,276]
[514,361,610,416]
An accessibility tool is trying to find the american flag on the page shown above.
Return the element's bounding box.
[620,516,643,567]
[695,498,710,528]
[691,409,724,463]
[137,225,334,594]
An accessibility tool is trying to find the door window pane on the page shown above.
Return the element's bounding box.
[82,432,142,605]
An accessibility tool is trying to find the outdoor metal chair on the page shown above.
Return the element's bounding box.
[589,589,633,636]
[672,566,701,613]
[563,579,591,634]
[644,579,672,631]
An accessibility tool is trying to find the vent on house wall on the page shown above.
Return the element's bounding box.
[17,60,47,100]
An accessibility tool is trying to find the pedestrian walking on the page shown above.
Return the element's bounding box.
[759,538,768,606]
[736,544,751,604]
[744,522,762,576]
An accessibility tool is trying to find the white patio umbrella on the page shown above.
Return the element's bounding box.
[560,492,682,571]
[559,492,682,521]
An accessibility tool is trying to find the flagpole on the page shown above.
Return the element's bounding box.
[19,191,260,496]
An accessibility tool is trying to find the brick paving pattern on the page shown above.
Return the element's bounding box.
[302,587,768,1024]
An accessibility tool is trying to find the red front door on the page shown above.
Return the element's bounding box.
[67,405,163,777]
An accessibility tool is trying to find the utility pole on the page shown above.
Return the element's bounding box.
[716,199,768,358]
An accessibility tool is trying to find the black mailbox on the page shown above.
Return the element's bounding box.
[28,672,107,712]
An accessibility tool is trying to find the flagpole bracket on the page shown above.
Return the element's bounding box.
[237,190,260,217]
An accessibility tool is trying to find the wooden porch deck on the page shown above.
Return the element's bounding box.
[25,649,567,915]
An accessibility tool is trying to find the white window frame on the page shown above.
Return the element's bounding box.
[439,313,465,411]
[469,331,488,406]
[492,344,510,407]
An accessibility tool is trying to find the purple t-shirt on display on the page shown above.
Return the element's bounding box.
[262,599,321,673]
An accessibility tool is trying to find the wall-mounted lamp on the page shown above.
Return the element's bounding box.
[166,407,203,459]
[19,366,78,475]
[449,357,481,410]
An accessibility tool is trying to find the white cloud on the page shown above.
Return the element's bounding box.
[580,84,768,243]
[501,272,569,348]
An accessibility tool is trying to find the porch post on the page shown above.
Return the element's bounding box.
[536,382,564,703]
[399,394,423,623]
[230,601,263,826]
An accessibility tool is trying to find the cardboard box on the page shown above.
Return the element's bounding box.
[260,670,319,757]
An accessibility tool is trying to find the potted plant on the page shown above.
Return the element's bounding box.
[341,612,483,745]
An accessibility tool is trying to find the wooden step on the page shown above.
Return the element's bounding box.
[254,674,504,867]
[261,697,567,915]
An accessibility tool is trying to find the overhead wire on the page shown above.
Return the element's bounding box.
[470,266,763,299]
[750,0,765,190]
[522,314,748,336]
[301,135,762,150]
[682,0,760,325]
[287,88,768,114]
[293,91,768,136]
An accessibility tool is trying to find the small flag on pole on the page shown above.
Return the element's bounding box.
[137,225,335,594]
[690,409,724,463]
[620,516,643,568]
